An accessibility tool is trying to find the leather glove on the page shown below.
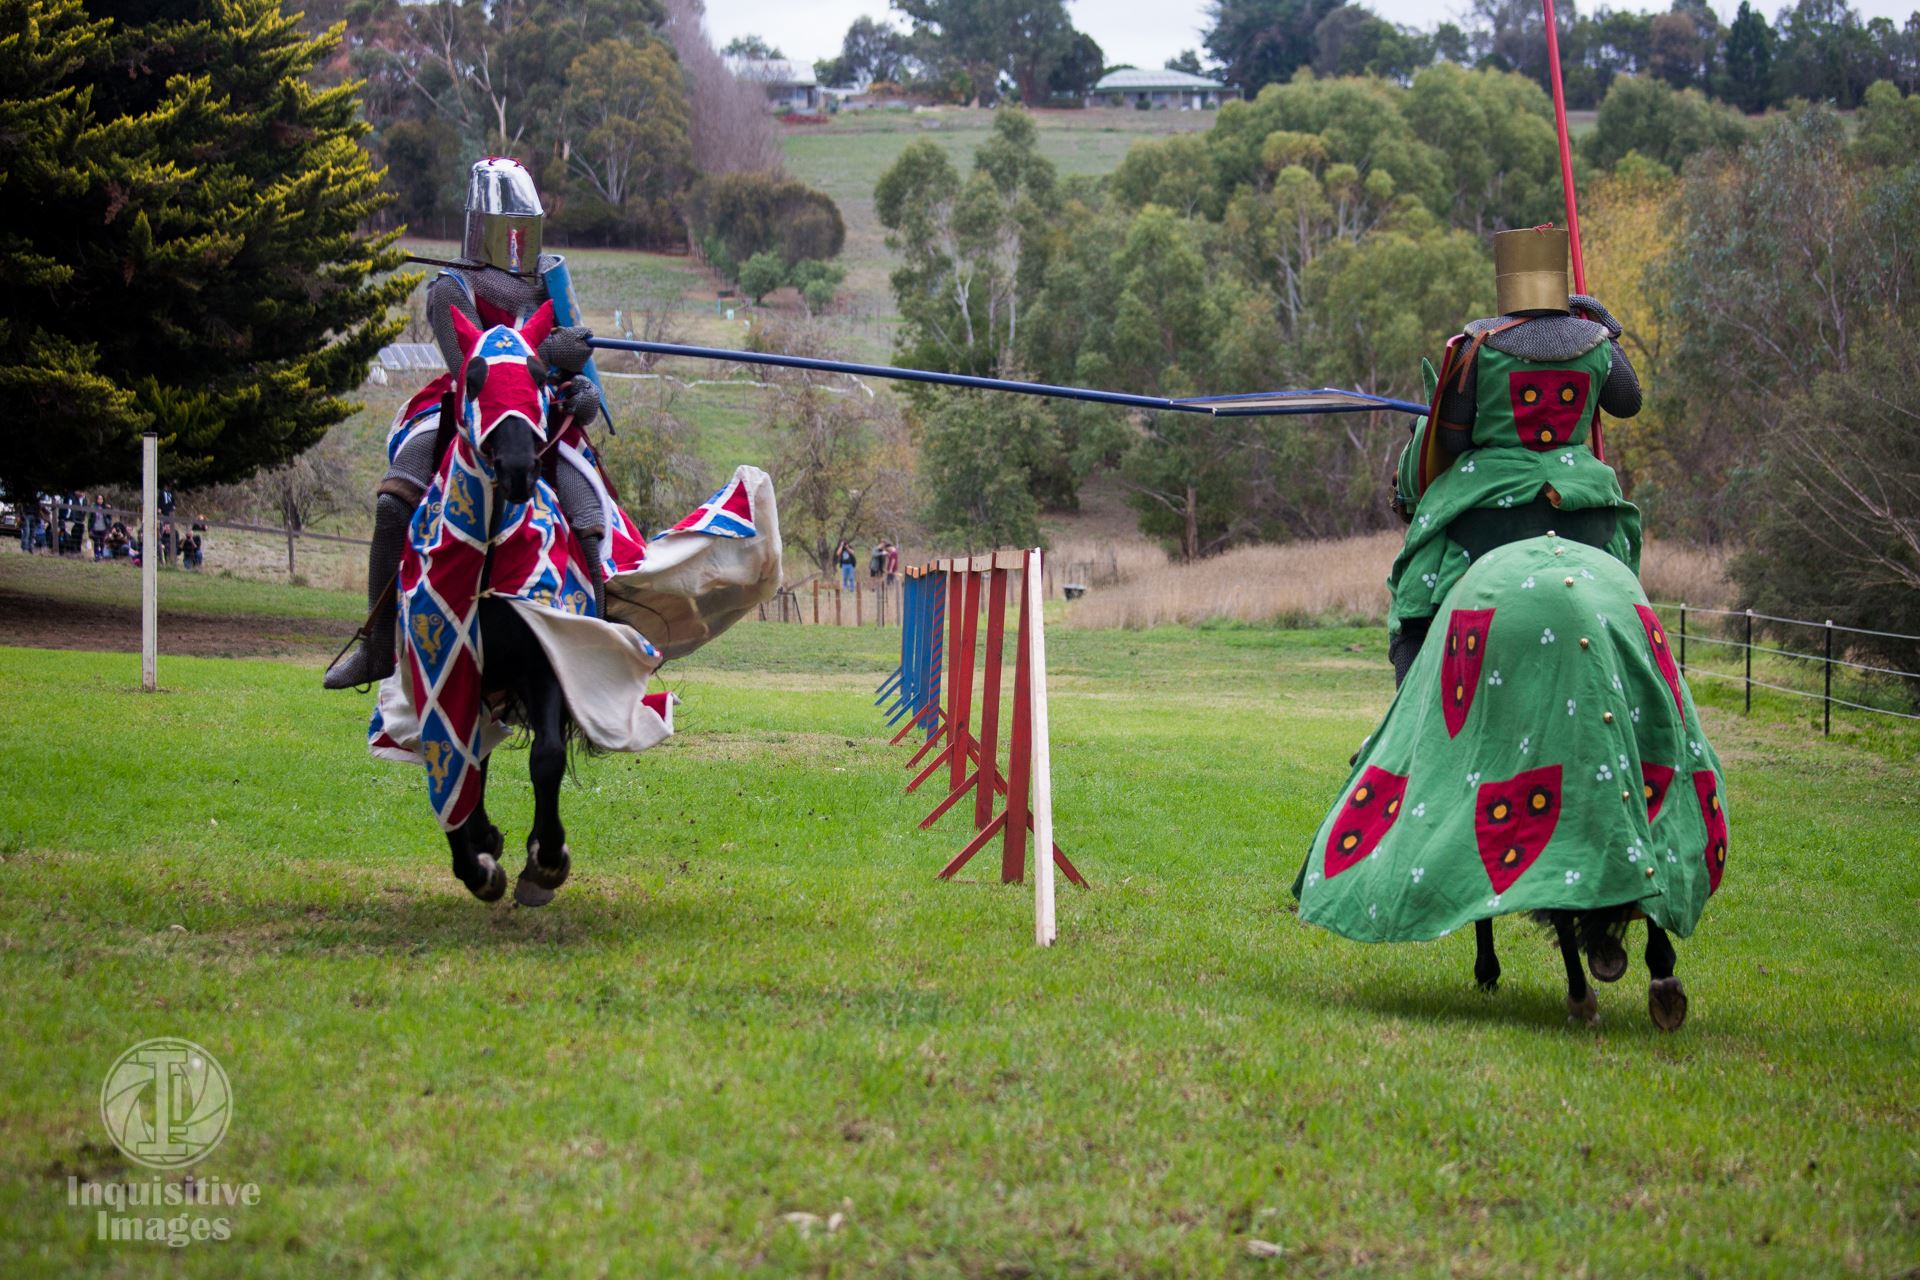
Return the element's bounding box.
[1568,294,1622,339]
[537,325,594,378]
[555,375,601,425]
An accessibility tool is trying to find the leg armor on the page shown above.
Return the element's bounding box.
[551,451,607,618]
[323,426,439,689]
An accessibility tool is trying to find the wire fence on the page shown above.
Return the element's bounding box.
[1647,603,1920,734]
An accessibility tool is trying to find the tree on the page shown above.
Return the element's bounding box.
[1853,79,1920,167]
[720,33,781,60]
[875,110,1060,375]
[1722,1,1776,111]
[737,251,787,303]
[1048,30,1106,98]
[1204,0,1346,94]
[1581,75,1747,173]
[816,15,912,87]
[1312,5,1428,81]
[0,0,409,499]
[917,393,1045,550]
[684,172,846,274]
[894,0,1081,106]
[561,38,690,212]
[1771,0,1878,108]
[659,0,785,174]
[1166,48,1206,76]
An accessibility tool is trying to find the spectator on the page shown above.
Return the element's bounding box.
[89,496,109,560]
[883,539,900,586]
[106,520,131,559]
[180,530,203,570]
[158,485,175,518]
[835,538,856,591]
[159,519,177,567]
[868,541,885,581]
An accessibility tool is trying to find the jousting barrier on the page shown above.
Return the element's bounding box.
[879,550,1080,946]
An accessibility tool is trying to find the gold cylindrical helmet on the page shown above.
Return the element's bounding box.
[1493,226,1570,316]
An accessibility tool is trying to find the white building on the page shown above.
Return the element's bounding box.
[731,58,820,113]
[1088,68,1239,111]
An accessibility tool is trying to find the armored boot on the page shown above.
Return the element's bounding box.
[323,490,414,689]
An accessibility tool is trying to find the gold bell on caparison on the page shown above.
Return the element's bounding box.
[1494,225,1570,316]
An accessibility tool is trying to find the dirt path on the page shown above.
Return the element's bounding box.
[0,589,345,662]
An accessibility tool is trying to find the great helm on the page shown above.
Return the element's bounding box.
[1492,225,1570,316]
[463,157,544,275]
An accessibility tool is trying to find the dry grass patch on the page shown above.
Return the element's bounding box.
[1063,534,1398,630]
[1640,538,1736,608]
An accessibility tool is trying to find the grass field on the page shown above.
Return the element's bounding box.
[1,577,1917,1274]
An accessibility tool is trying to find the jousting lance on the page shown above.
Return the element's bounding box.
[583,337,1428,420]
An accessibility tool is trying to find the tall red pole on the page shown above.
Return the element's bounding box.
[1541,0,1586,293]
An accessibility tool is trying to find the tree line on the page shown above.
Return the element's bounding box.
[874,71,1920,665]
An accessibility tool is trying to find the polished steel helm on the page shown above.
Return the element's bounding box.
[1493,225,1570,316]
[462,157,544,274]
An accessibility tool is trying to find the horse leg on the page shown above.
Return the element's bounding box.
[1645,922,1688,1031]
[1553,912,1599,1026]
[1474,918,1501,993]
[1583,908,1629,983]
[513,660,572,908]
[449,759,507,902]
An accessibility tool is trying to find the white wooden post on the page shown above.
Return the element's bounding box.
[141,432,158,691]
[1028,547,1056,946]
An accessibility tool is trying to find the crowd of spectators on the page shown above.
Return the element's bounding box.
[10,490,204,569]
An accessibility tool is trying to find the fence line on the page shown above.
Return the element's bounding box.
[1649,602,1920,735]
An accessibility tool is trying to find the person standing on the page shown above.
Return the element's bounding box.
[835,538,856,591]
[883,539,900,588]
[89,496,109,560]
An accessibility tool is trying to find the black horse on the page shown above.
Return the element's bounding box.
[440,378,576,908]
[1473,911,1688,1030]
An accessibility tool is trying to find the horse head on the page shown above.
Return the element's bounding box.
[447,301,557,506]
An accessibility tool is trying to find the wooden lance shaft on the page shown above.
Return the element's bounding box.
[1542,0,1587,294]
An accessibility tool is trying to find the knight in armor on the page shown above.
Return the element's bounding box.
[1385,225,1643,687]
[325,157,612,689]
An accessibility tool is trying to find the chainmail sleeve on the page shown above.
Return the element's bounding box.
[551,454,606,538]
[385,423,444,494]
[427,275,482,374]
[1599,340,1642,419]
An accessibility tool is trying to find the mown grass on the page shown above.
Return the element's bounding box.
[0,614,1916,1277]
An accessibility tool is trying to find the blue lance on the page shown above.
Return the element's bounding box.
[582,336,1427,419]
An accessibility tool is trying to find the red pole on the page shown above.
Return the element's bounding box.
[1542,0,1586,293]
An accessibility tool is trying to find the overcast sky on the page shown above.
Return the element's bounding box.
[700,0,1920,75]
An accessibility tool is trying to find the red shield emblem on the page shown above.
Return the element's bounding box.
[1441,607,1494,737]
[1636,605,1685,719]
[1509,369,1590,451]
[1323,766,1409,880]
[1474,764,1562,893]
[1693,771,1728,893]
[1641,761,1675,822]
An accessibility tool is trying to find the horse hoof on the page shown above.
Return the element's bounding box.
[1565,990,1600,1027]
[514,838,571,907]
[1648,977,1688,1032]
[471,853,507,903]
[1588,934,1628,984]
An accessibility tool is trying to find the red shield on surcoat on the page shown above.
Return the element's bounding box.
[1323,766,1409,880]
[1474,764,1562,893]
[1509,369,1590,451]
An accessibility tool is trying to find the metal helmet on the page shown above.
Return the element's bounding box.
[462,157,544,274]
[1493,225,1570,316]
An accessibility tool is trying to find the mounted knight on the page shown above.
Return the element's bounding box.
[325,156,616,690]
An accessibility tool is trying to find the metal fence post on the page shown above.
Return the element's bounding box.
[1678,603,1687,672]
[1824,620,1833,736]
[1744,609,1753,714]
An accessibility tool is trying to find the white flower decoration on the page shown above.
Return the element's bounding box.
[1422,571,1439,588]
[1612,672,1624,691]
[1626,840,1644,863]
[1519,735,1531,754]
[1487,669,1503,686]
[1666,849,1679,863]
[1306,871,1321,887]
[1559,451,1576,466]
[1487,894,1503,909]
[1596,764,1614,781]
[1419,513,1432,528]
[1465,770,1482,788]
[1461,459,1476,473]
[1369,902,1379,919]
[1521,575,1537,590]
[1595,612,1609,628]
[1618,753,1631,773]
[1631,706,1642,723]
[1541,627,1557,644]
[1411,802,1427,818]
[1564,869,1583,884]
[1690,739,1703,758]
[1567,698,1578,716]
[1497,494,1515,508]
[1410,867,1426,882]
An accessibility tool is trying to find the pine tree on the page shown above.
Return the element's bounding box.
[1723,1,1776,113]
[0,0,411,499]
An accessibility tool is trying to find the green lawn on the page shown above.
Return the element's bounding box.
[1,615,1915,1276]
